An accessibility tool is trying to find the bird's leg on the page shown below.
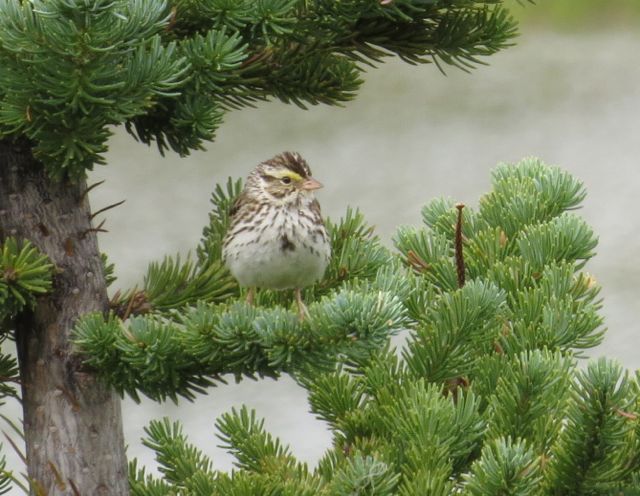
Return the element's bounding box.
[246,287,256,306]
[295,288,309,321]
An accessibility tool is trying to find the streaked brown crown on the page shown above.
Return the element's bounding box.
[263,151,312,178]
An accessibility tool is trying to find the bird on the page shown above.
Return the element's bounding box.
[222,152,331,320]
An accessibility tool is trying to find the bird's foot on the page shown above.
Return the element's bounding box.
[295,288,309,322]
[246,287,256,306]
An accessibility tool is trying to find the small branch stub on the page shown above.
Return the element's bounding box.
[455,203,465,288]
[110,288,152,319]
[79,180,105,202]
[89,199,125,221]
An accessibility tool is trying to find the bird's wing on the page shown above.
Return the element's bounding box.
[228,191,247,219]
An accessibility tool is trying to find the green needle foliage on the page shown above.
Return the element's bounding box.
[0,0,187,179]
[74,270,408,402]
[83,158,638,493]
[0,0,522,180]
[0,238,52,491]
[0,453,13,496]
[0,238,53,322]
[546,359,637,494]
[463,437,542,495]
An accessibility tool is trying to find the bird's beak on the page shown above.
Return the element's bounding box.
[301,177,323,191]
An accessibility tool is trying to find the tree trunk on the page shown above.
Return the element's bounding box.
[0,139,128,495]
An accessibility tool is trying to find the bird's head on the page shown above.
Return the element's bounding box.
[248,152,323,204]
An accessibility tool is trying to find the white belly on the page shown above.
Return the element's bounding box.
[223,208,330,290]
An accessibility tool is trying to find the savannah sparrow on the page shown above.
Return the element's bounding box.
[222,152,331,319]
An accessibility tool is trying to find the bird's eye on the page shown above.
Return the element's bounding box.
[281,177,292,185]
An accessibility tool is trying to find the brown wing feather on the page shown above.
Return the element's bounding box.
[228,191,247,219]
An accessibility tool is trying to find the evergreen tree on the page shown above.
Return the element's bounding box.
[91,158,640,495]
[0,0,546,494]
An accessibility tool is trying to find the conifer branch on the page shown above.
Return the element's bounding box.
[126,159,640,494]
[546,358,638,492]
[74,282,407,402]
[463,437,542,494]
[0,0,523,178]
[0,238,53,322]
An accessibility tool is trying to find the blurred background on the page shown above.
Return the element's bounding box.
[6,0,640,488]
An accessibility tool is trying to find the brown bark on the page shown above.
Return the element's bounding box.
[0,139,128,495]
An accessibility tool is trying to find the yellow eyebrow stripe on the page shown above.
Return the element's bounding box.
[272,170,303,182]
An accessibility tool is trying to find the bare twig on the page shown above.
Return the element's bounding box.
[79,180,105,202]
[455,203,465,288]
[81,218,108,238]
[122,285,138,322]
[89,200,125,221]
